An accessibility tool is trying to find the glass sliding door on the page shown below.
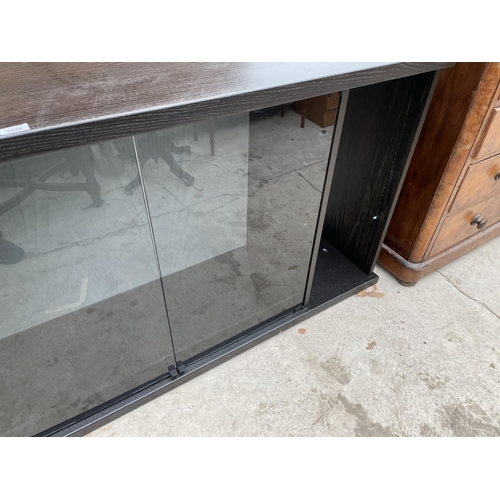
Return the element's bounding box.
[0,96,335,435]
[0,138,176,436]
[135,103,333,361]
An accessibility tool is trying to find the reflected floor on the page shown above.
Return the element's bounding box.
[153,109,333,359]
[0,107,334,435]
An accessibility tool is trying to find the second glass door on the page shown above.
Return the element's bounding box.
[134,103,332,362]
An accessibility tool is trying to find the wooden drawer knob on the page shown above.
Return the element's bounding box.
[470,214,488,229]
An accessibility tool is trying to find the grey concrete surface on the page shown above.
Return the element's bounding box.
[88,236,500,437]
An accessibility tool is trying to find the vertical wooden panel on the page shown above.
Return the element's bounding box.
[322,72,435,275]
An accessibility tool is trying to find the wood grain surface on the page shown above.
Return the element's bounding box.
[413,62,500,262]
[449,153,500,214]
[322,71,435,275]
[379,63,500,284]
[383,63,487,260]
[471,106,500,161]
[0,62,453,162]
[430,191,500,256]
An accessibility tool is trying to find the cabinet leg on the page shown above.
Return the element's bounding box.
[124,172,142,194]
[76,146,103,207]
[113,139,135,164]
[209,120,215,156]
[396,278,417,287]
[69,162,79,177]
[164,148,195,186]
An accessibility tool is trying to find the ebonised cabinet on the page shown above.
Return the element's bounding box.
[0,62,451,436]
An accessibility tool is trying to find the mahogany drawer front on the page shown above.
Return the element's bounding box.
[471,107,500,162]
[449,154,500,214]
[431,192,500,256]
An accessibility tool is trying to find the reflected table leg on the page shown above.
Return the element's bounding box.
[74,146,103,207]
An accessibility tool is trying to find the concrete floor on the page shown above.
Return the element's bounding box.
[88,236,500,437]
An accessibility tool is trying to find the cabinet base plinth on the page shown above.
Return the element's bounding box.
[379,221,500,285]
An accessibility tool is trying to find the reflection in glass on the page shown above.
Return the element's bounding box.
[0,140,175,436]
[0,96,335,435]
[136,105,332,360]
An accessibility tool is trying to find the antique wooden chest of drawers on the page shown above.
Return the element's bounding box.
[380,62,500,285]
[295,92,340,128]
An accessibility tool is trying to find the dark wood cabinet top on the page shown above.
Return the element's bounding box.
[0,62,453,161]
[0,62,453,132]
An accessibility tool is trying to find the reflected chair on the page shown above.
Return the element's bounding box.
[0,230,24,265]
[114,119,218,195]
[116,130,195,194]
[0,147,103,265]
[0,146,103,218]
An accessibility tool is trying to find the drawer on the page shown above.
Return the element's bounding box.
[431,192,500,256]
[449,154,500,214]
[471,107,500,162]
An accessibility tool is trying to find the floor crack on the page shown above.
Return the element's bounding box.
[437,271,500,322]
[198,196,239,215]
[247,159,327,196]
[295,171,321,193]
[18,207,187,261]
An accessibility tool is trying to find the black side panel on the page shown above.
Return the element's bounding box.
[322,72,436,275]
